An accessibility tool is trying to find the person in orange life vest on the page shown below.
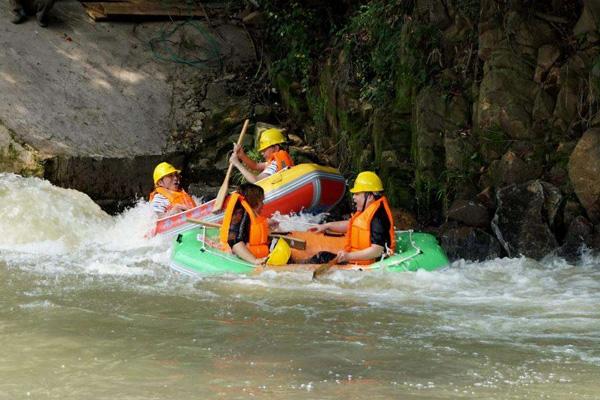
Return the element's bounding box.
[149,162,197,218]
[309,171,396,264]
[219,183,270,265]
[229,127,294,184]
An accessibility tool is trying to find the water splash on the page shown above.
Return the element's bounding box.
[0,174,169,276]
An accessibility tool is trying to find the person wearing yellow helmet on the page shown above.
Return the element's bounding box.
[149,162,197,217]
[308,171,396,265]
[229,127,294,184]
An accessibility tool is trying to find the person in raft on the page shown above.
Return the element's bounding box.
[229,127,294,183]
[149,162,197,218]
[219,183,271,265]
[308,171,396,264]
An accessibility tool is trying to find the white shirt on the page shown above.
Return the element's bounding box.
[262,160,278,177]
[150,193,170,215]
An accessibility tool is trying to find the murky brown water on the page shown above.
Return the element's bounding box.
[1,174,600,399]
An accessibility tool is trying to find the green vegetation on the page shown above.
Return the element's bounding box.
[260,1,478,223]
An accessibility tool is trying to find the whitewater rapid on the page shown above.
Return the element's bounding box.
[1,173,599,399]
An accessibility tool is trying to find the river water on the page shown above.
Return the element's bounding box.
[1,173,599,399]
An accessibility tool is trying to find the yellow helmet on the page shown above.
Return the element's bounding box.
[266,238,291,266]
[258,128,286,152]
[153,162,180,185]
[349,171,384,193]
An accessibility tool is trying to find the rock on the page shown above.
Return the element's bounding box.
[242,11,265,26]
[534,45,561,83]
[540,181,563,228]
[287,133,305,146]
[413,86,469,182]
[487,151,542,186]
[187,183,218,202]
[253,104,273,120]
[440,225,504,262]
[553,52,595,131]
[477,186,496,210]
[444,129,475,171]
[505,11,556,57]
[532,88,556,121]
[447,199,490,228]
[594,224,600,251]
[563,200,587,231]
[477,64,537,139]
[44,154,185,210]
[557,216,594,262]
[553,81,580,131]
[544,164,569,188]
[415,0,452,29]
[391,208,417,230]
[491,180,559,259]
[568,128,600,222]
[0,123,44,177]
[574,0,600,36]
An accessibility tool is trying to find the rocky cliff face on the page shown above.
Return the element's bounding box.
[256,0,600,260]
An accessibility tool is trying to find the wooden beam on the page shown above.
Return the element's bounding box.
[83,2,209,21]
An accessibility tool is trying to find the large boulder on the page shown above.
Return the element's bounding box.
[447,199,490,228]
[491,180,559,259]
[557,216,595,262]
[440,225,504,262]
[485,150,542,187]
[569,128,600,222]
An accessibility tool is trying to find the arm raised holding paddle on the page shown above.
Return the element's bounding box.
[228,127,295,184]
[213,119,250,213]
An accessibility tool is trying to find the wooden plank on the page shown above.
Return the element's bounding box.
[83,1,208,20]
[83,3,106,20]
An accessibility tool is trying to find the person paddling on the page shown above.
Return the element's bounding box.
[149,162,197,218]
[219,183,271,265]
[229,128,294,183]
[308,171,396,264]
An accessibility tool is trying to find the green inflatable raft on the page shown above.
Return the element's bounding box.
[170,226,449,277]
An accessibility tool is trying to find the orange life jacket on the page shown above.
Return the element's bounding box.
[149,187,197,211]
[219,193,269,258]
[267,150,294,172]
[344,196,396,265]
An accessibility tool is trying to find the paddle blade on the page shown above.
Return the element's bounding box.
[312,257,339,280]
[212,177,230,212]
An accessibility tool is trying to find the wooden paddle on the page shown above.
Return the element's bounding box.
[212,119,250,212]
[186,218,306,250]
[312,256,339,280]
[187,218,221,228]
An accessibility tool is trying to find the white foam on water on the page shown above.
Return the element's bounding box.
[0,174,171,277]
[2,173,600,368]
